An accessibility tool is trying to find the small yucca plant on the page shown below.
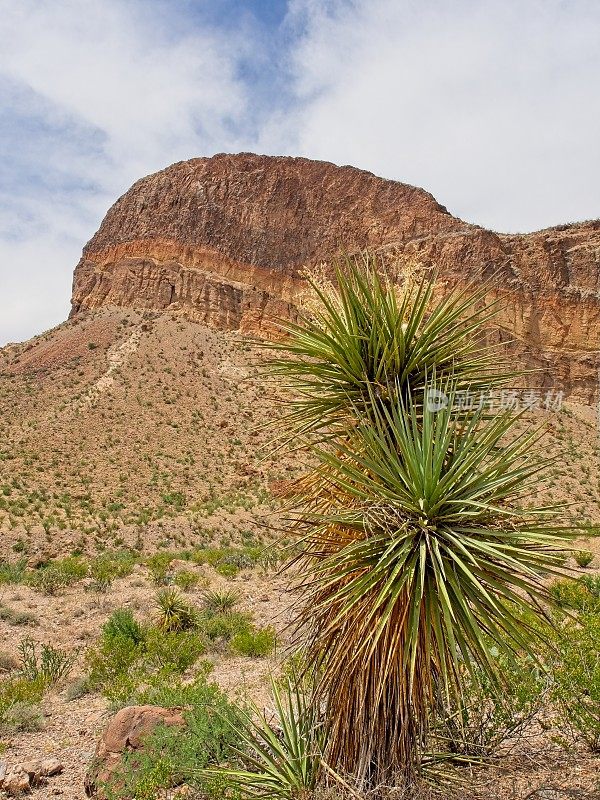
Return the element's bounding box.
[202,588,241,613]
[155,587,198,632]
[212,677,325,799]
[268,254,572,790]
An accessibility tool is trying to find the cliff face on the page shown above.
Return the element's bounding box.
[71,153,600,402]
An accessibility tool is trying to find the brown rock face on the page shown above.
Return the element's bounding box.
[71,153,600,401]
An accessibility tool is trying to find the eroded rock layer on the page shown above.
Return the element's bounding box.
[71,153,600,401]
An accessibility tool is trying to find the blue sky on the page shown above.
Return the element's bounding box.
[1,0,599,344]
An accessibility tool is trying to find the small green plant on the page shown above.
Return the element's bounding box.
[143,628,206,673]
[155,588,198,632]
[199,610,251,642]
[213,678,325,800]
[0,559,26,585]
[146,552,174,585]
[103,609,145,646]
[174,569,200,592]
[230,626,276,658]
[574,550,594,568]
[550,577,600,613]
[434,651,546,759]
[551,612,600,751]
[202,589,241,613]
[105,672,241,799]
[27,556,88,595]
[0,676,45,733]
[18,637,77,685]
[89,551,136,592]
[2,700,45,732]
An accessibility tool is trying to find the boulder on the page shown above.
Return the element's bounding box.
[84,705,185,798]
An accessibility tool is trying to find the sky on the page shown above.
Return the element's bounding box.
[1,0,599,345]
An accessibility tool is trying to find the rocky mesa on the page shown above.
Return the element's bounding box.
[71,152,600,402]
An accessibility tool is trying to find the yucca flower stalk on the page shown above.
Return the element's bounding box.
[267,256,572,792]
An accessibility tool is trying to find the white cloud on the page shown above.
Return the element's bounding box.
[0,0,254,344]
[1,0,600,345]
[270,0,600,232]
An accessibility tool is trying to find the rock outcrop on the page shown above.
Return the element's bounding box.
[84,705,185,797]
[71,153,600,401]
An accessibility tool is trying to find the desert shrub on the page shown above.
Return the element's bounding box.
[145,552,175,585]
[199,610,252,642]
[550,576,600,614]
[230,626,277,658]
[0,676,45,732]
[155,588,198,632]
[433,650,546,759]
[64,676,92,701]
[103,608,145,645]
[101,672,241,799]
[192,547,261,577]
[143,628,206,673]
[89,550,136,591]
[18,637,77,685]
[0,652,18,673]
[87,607,206,706]
[0,558,26,585]
[2,700,45,732]
[202,589,240,613]
[27,556,88,595]
[0,606,38,626]
[573,550,594,568]
[551,612,600,751]
[174,569,200,592]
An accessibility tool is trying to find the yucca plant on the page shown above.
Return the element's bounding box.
[202,588,241,613]
[268,256,572,791]
[211,677,325,799]
[266,253,505,444]
[155,587,198,632]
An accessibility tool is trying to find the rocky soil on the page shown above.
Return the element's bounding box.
[0,310,598,799]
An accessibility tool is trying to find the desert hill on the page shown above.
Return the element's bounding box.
[71,153,600,402]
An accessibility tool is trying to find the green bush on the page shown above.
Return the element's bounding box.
[433,650,546,759]
[18,637,77,685]
[144,628,206,673]
[101,673,241,799]
[551,612,600,751]
[199,610,251,642]
[102,609,145,646]
[230,626,276,658]
[0,675,45,733]
[145,552,176,585]
[574,550,594,568]
[27,556,88,595]
[86,607,207,706]
[89,551,136,591]
[174,569,200,592]
[0,559,26,585]
[549,576,600,614]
